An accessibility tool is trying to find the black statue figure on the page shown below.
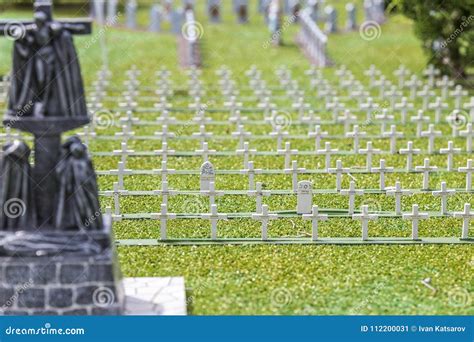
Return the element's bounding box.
[8,6,89,118]
[0,140,37,230]
[55,136,103,230]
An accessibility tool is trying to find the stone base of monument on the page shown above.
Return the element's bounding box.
[0,218,126,315]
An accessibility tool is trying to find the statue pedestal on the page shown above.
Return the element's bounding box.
[3,116,90,228]
[0,217,125,315]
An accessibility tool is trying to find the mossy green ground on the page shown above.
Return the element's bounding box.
[0,1,472,315]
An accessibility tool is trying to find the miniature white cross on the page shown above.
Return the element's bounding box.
[386,181,413,215]
[436,75,453,100]
[360,97,379,121]
[192,125,213,147]
[154,125,176,144]
[236,141,257,169]
[120,110,139,127]
[156,110,177,124]
[154,160,176,183]
[458,159,474,191]
[270,125,289,151]
[417,85,435,110]
[153,181,176,205]
[382,125,404,154]
[248,182,271,213]
[359,141,381,171]
[346,125,367,153]
[415,158,438,190]
[374,76,390,98]
[453,203,474,239]
[151,204,177,240]
[77,125,96,147]
[399,141,421,171]
[428,97,448,123]
[104,182,127,220]
[406,74,421,100]
[463,97,474,121]
[223,96,242,116]
[432,181,456,215]
[195,142,216,163]
[394,64,410,87]
[201,181,224,210]
[293,97,311,119]
[317,142,338,170]
[252,204,278,240]
[328,160,350,191]
[411,110,430,137]
[303,205,328,241]
[341,181,364,214]
[241,161,262,190]
[420,124,442,154]
[110,161,132,190]
[231,125,251,149]
[115,125,135,143]
[278,142,299,169]
[201,204,228,240]
[326,97,345,122]
[352,205,378,241]
[439,141,461,171]
[394,97,414,124]
[402,204,429,240]
[364,65,381,87]
[460,123,473,153]
[337,110,357,134]
[285,160,306,192]
[257,98,276,118]
[308,125,328,151]
[423,64,440,87]
[372,159,394,190]
[154,97,172,113]
[155,142,176,162]
[450,85,467,109]
[113,142,134,168]
[229,110,248,126]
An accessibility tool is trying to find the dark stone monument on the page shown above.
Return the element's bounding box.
[234,0,249,24]
[208,0,221,23]
[0,0,124,315]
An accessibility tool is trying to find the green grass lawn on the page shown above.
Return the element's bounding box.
[0,1,472,315]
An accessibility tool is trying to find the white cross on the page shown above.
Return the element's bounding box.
[402,204,429,240]
[450,85,467,109]
[248,182,271,213]
[326,97,345,122]
[236,141,257,169]
[400,141,421,171]
[359,141,381,171]
[386,181,413,215]
[257,98,276,118]
[346,125,367,153]
[154,98,172,113]
[229,110,248,126]
[436,75,453,100]
[352,205,378,241]
[394,64,410,87]
[200,204,228,239]
[270,125,289,150]
[293,97,311,119]
[115,125,135,143]
[231,125,251,149]
[463,97,474,121]
[415,158,438,190]
[303,205,328,241]
[151,204,177,240]
[410,110,430,137]
[278,142,299,169]
[374,76,390,98]
[417,85,435,110]
[154,160,176,183]
[382,125,404,154]
[460,123,473,153]
[372,159,394,190]
[154,125,176,144]
[360,97,379,122]
[341,181,364,214]
[201,181,224,210]
[223,96,242,116]
[113,142,134,168]
[453,203,474,239]
[337,110,357,134]
[428,97,448,123]
[153,181,176,206]
[195,142,216,163]
[104,182,127,220]
[406,75,421,100]
[386,85,402,109]
[432,181,455,215]
[77,125,96,147]
[285,160,306,192]
[119,110,139,128]
[252,204,278,240]
[241,161,262,190]
[420,124,442,154]
[394,97,414,124]
[375,109,394,134]
[155,142,176,162]
[364,65,381,87]
[316,142,337,170]
[156,110,177,124]
[423,64,440,87]
[439,141,461,171]
[458,159,474,191]
[308,125,328,151]
[110,161,132,190]
[192,125,213,147]
[328,160,350,191]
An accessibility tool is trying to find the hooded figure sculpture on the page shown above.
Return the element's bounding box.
[55,136,102,230]
[0,140,37,230]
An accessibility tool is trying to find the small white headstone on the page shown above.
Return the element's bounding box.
[297,181,313,214]
[200,161,215,191]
